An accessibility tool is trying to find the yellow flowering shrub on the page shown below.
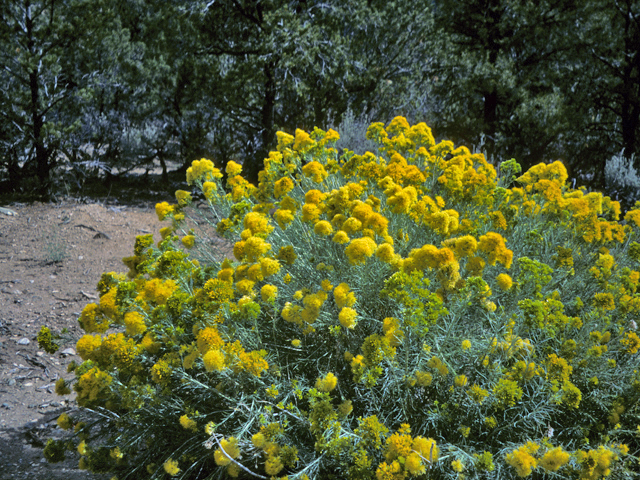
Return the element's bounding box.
[45,120,640,479]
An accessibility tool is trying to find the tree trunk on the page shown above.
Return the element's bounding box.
[30,70,50,197]
[621,27,640,166]
[483,89,498,162]
[26,0,50,199]
[248,59,276,185]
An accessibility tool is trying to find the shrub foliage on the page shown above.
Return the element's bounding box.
[45,119,640,479]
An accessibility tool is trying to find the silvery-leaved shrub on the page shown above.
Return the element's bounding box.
[44,118,640,479]
[604,152,640,212]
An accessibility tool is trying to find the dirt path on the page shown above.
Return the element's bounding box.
[0,201,163,479]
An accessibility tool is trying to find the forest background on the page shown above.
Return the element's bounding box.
[2,0,640,208]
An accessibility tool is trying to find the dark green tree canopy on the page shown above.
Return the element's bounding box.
[1,0,639,203]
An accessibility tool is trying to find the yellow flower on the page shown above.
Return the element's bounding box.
[405,452,424,475]
[181,235,195,249]
[291,339,301,348]
[427,356,449,376]
[242,236,271,262]
[620,331,640,354]
[375,460,403,480]
[76,334,102,361]
[305,189,326,204]
[57,413,72,430]
[345,237,377,265]
[163,458,180,476]
[260,284,278,302]
[478,231,513,268]
[492,378,523,409]
[276,131,294,150]
[338,400,353,416]
[214,437,240,466]
[186,158,222,184]
[332,230,350,244]
[315,372,338,392]
[123,311,146,336]
[202,181,217,200]
[183,347,199,370]
[467,384,489,404]
[461,339,471,350]
[226,160,242,177]
[277,245,298,266]
[175,190,192,206]
[265,384,279,398]
[517,160,568,186]
[560,380,582,409]
[593,292,615,311]
[496,273,513,290]
[577,446,616,480]
[302,161,328,183]
[196,327,224,353]
[321,128,340,144]
[159,226,174,240]
[302,203,322,222]
[252,432,266,448]
[234,279,254,296]
[505,442,539,477]
[342,216,363,234]
[490,210,507,230]
[539,447,570,472]
[415,371,433,387]
[142,278,177,305]
[624,207,640,227]
[274,176,294,199]
[546,354,573,383]
[274,208,295,229]
[243,212,273,236]
[141,333,161,355]
[78,303,110,334]
[388,186,418,214]
[75,367,113,406]
[451,459,464,472]
[314,220,333,236]
[179,414,198,432]
[412,436,439,462]
[387,116,410,136]
[265,456,284,475]
[333,283,356,309]
[155,201,174,221]
[339,307,358,329]
[382,317,404,347]
[293,128,315,151]
[203,349,226,372]
[260,257,280,278]
[375,243,395,263]
[454,374,468,387]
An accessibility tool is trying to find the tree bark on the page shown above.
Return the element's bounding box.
[248,59,276,185]
[26,0,51,198]
[483,89,498,162]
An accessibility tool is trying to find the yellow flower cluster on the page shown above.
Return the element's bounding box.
[51,119,640,479]
[186,158,223,185]
[376,424,438,479]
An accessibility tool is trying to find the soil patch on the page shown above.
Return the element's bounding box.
[0,200,167,479]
